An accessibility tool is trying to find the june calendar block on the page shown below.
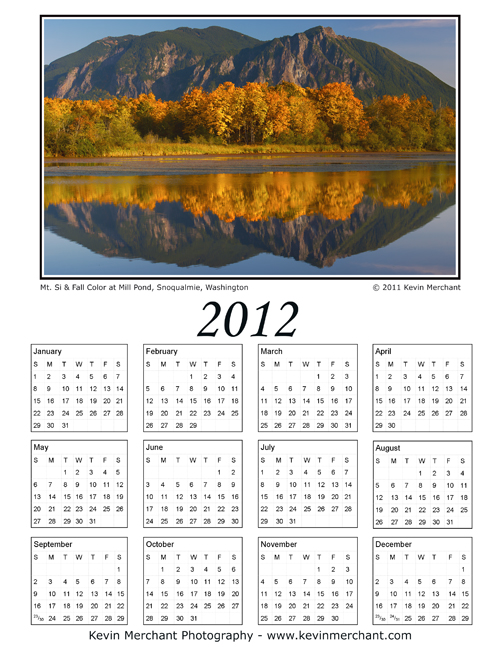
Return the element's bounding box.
[144,345,242,432]
[31,344,128,432]
[259,440,357,528]
[373,344,472,432]
[258,344,358,432]
[144,440,242,528]
[373,537,472,625]
[31,537,127,625]
[373,441,472,529]
[144,537,243,625]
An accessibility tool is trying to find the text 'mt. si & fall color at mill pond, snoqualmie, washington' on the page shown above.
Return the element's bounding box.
[42,17,457,278]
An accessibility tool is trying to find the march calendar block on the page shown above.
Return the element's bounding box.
[31,344,128,432]
[258,537,358,625]
[31,537,128,625]
[373,537,472,625]
[259,440,357,527]
[258,344,358,432]
[373,441,472,529]
[144,345,242,432]
[143,537,243,625]
[373,344,472,432]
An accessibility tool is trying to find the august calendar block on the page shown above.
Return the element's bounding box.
[373,537,472,625]
[31,537,127,625]
[144,345,242,432]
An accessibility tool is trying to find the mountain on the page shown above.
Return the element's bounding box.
[44,25,455,107]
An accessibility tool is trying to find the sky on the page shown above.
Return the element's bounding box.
[43,17,457,87]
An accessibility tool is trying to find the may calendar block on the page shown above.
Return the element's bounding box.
[144,345,242,432]
[31,344,128,432]
[373,344,472,432]
[144,537,243,625]
[31,537,127,625]
[373,537,472,625]
[258,345,358,432]
[258,537,358,625]
[259,440,357,528]
[373,441,472,529]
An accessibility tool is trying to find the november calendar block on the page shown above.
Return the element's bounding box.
[258,344,358,432]
[373,537,472,625]
[373,344,472,432]
[373,441,472,529]
[31,344,128,432]
[143,537,243,625]
[144,345,242,432]
[258,537,358,625]
[259,440,357,527]
[31,537,128,625]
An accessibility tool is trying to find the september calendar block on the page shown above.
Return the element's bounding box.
[144,440,242,527]
[373,344,472,432]
[373,441,472,529]
[31,537,127,625]
[259,440,357,527]
[143,537,243,625]
[258,345,358,432]
[144,345,242,432]
[31,344,128,432]
[373,537,472,625]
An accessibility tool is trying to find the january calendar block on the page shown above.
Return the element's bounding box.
[373,441,472,529]
[258,345,358,432]
[144,345,242,432]
[259,440,357,527]
[31,344,128,432]
[143,537,243,624]
[31,537,127,625]
[31,440,128,528]
[144,440,242,528]
[258,537,357,625]
[373,344,472,432]
[373,537,472,625]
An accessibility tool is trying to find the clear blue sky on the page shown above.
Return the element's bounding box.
[43,17,457,87]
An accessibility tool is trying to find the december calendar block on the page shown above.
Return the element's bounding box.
[258,344,358,432]
[31,537,127,625]
[143,537,243,625]
[144,345,242,432]
[258,537,358,625]
[373,537,472,625]
[259,440,357,527]
[31,344,128,432]
[373,344,472,432]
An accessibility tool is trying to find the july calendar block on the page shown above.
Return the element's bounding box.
[144,440,242,528]
[31,344,128,432]
[373,344,472,432]
[373,537,472,625]
[31,440,128,528]
[31,537,127,625]
[143,537,243,624]
[373,441,472,529]
[258,345,358,432]
[259,440,357,527]
[144,345,242,432]
[258,537,357,625]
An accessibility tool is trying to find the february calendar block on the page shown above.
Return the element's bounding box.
[373,441,472,529]
[259,440,357,527]
[373,537,472,625]
[373,344,472,432]
[258,537,357,625]
[258,345,358,432]
[144,537,243,625]
[31,344,128,432]
[31,537,127,625]
[144,345,242,432]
